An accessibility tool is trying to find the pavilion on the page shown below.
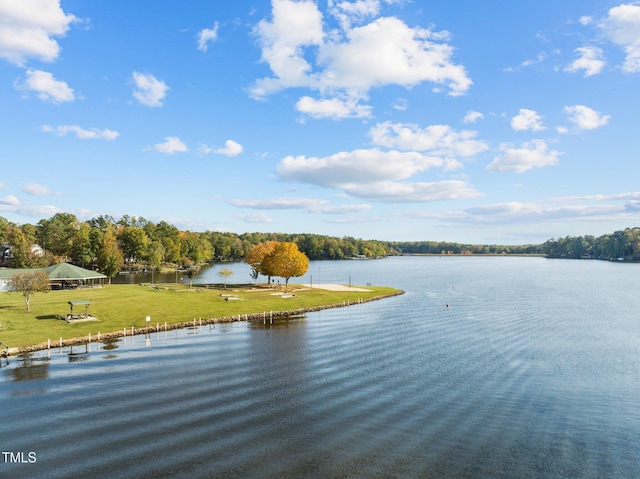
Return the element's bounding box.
[0,263,107,291]
[45,263,107,290]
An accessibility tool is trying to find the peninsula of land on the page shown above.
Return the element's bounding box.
[0,282,403,355]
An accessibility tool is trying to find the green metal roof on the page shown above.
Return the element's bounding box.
[45,263,107,280]
[68,300,91,305]
[0,263,107,281]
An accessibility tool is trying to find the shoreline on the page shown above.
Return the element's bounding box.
[5,289,405,357]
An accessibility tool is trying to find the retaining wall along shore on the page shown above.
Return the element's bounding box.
[6,290,404,357]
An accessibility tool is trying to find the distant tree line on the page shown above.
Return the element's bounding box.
[1,214,638,280]
[386,241,543,256]
[541,227,640,260]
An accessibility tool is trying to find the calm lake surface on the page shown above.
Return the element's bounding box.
[2,256,640,478]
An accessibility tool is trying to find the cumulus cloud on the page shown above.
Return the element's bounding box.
[296,95,372,119]
[328,0,383,30]
[132,72,169,107]
[42,124,119,140]
[463,110,484,124]
[369,121,488,159]
[23,182,60,196]
[16,69,75,103]
[340,180,482,202]
[0,202,61,217]
[251,1,471,119]
[277,148,450,187]
[563,105,610,130]
[276,146,481,203]
[599,2,640,72]
[511,108,545,131]
[152,136,188,154]
[197,22,219,52]
[0,0,77,66]
[487,140,561,173]
[0,194,20,206]
[565,46,606,77]
[215,140,244,157]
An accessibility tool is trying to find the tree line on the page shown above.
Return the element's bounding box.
[1,214,638,280]
[0,214,392,277]
[541,227,640,260]
[387,241,543,256]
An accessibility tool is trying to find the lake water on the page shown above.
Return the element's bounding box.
[2,257,640,478]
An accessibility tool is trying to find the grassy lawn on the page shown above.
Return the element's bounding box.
[0,283,401,349]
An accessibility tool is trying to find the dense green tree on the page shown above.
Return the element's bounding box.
[70,222,94,267]
[37,213,77,259]
[117,225,150,263]
[0,216,8,243]
[6,224,31,268]
[97,227,124,283]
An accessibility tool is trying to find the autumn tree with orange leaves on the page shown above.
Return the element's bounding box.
[245,240,277,283]
[246,241,309,288]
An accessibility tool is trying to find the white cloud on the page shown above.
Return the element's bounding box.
[487,140,561,173]
[152,136,188,154]
[251,1,471,118]
[0,194,19,206]
[553,191,640,202]
[599,3,640,72]
[296,95,372,119]
[392,98,408,111]
[579,16,593,26]
[251,0,324,97]
[461,201,623,224]
[0,203,61,217]
[197,22,219,52]
[317,17,471,95]
[328,0,382,30]
[215,140,244,157]
[230,196,372,214]
[277,148,450,187]
[565,46,606,77]
[0,0,77,66]
[197,143,213,155]
[275,146,480,203]
[23,182,60,196]
[340,180,481,202]
[563,105,610,130]
[369,121,488,159]
[511,108,545,131]
[463,110,484,124]
[16,69,75,103]
[237,212,273,223]
[232,197,326,210]
[42,124,119,140]
[132,72,169,107]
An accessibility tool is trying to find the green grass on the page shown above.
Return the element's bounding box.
[0,283,401,349]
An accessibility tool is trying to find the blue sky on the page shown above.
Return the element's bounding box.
[1,0,639,244]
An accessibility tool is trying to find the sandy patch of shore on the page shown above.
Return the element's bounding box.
[302,283,372,292]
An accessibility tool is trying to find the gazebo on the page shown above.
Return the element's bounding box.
[67,300,92,319]
[45,263,107,289]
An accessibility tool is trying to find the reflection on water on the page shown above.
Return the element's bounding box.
[2,257,640,479]
[4,354,50,382]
